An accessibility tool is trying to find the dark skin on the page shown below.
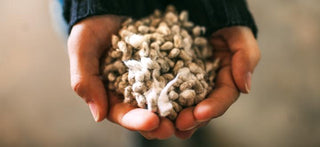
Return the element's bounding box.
[67,15,260,139]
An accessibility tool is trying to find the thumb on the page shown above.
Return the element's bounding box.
[71,75,108,122]
[67,15,124,122]
[231,44,260,93]
[68,24,109,122]
[216,26,260,93]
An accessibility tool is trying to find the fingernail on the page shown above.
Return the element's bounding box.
[196,119,208,123]
[245,72,252,93]
[88,102,99,122]
[185,125,197,131]
[185,122,201,131]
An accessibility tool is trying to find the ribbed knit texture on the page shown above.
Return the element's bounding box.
[63,0,257,37]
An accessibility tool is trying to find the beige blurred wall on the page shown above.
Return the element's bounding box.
[0,1,129,146]
[0,0,319,147]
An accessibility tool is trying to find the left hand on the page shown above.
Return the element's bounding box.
[67,15,176,140]
[174,26,261,139]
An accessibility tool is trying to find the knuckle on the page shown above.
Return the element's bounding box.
[251,42,261,62]
[247,46,261,66]
[71,78,87,98]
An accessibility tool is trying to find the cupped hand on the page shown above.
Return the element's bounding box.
[175,26,261,139]
[67,15,175,139]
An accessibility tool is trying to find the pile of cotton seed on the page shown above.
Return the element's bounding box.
[102,6,219,120]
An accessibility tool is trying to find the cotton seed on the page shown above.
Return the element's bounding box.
[179,89,196,106]
[168,90,179,100]
[168,48,180,58]
[179,11,188,22]
[138,25,149,34]
[107,73,116,82]
[171,101,182,112]
[194,37,207,47]
[192,26,202,36]
[179,80,195,91]
[160,41,174,50]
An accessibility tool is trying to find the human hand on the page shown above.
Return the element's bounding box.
[67,15,175,139]
[174,26,261,139]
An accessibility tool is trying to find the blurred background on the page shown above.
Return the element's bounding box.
[0,0,319,146]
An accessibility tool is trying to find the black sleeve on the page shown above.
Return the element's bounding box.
[63,0,257,37]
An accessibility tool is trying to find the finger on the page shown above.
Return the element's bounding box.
[175,120,210,139]
[107,92,160,131]
[175,128,197,140]
[218,26,261,93]
[139,118,175,140]
[175,107,199,131]
[194,66,240,122]
[211,36,228,51]
[68,26,108,122]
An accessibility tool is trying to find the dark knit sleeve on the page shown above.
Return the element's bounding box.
[62,0,166,33]
[63,0,257,37]
[202,0,258,37]
[171,0,258,37]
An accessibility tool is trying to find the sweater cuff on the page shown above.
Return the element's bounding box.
[204,0,258,38]
[63,0,166,34]
[63,0,129,33]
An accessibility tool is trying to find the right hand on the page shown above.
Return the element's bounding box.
[174,26,261,139]
[67,15,175,139]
